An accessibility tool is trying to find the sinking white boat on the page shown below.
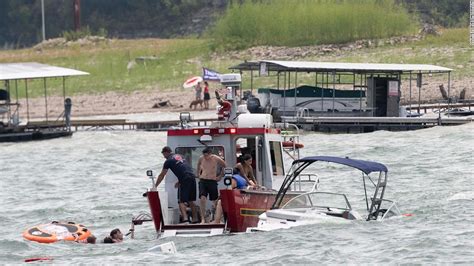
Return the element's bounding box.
[249,156,401,232]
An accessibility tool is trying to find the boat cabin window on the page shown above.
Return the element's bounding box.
[175,146,225,173]
[269,141,284,175]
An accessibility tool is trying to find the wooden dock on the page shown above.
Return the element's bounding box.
[26,117,218,132]
[404,101,474,114]
[282,116,473,133]
[24,115,472,134]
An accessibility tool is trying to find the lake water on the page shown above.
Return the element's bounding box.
[0,117,473,264]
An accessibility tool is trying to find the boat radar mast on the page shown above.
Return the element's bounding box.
[219,73,242,122]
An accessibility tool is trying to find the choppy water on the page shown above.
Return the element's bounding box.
[0,117,473,264]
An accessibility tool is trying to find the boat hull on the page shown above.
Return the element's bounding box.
[250,210,352,232]
[0,130,72,143]
[220,189,300,232]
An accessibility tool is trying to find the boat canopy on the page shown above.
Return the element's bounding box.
[0,62,89,81]
[293,156,388,174]
[230,60,452,74]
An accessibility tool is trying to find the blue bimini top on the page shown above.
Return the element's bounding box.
[293,156,388,175]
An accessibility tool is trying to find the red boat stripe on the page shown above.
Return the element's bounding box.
[168,128,280,136]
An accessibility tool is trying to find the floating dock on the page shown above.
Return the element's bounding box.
[25,117,218,132]
[282,116,472,133]
[23,115,472,134]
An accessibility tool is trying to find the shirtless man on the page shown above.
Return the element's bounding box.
[196,147,227,223]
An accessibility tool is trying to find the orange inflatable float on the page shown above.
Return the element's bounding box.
[282,141,304,149]
[23,222,91,243]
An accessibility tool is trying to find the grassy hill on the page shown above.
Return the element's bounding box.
[210,0,416,50]
[1,0,471,100]
[0,28,471,99]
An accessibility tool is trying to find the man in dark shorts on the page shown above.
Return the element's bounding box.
[155,146,197,223]
[196,147,227,223]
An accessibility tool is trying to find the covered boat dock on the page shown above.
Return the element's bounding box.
[0,62,89,142]
[230,60,471,132]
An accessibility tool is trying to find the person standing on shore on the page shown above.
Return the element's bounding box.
[195,82,202,100]
[203,81,210,109]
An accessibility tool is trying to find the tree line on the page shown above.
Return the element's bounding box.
[0,0,469,49]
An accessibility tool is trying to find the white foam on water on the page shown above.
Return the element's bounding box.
[448,191,474,201]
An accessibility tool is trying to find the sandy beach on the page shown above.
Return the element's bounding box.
[13,76,473,120]
[15,89,219,120]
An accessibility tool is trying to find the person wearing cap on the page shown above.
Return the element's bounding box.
[196,147,227,223]
[155,146,197,224]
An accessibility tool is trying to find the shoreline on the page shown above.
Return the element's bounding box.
[13,77,473,120]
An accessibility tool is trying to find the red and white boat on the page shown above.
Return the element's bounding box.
[132,74,313,238]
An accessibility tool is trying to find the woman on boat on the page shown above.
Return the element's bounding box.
[212,169,256,224]
[234,154,257,186]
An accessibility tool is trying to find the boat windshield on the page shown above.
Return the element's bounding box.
[175,146,225,172]
[282,192,351,210]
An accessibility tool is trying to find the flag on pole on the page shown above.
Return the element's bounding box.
[202,67,222,81]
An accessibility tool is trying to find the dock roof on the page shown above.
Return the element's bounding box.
[0,62,89,81]
[230,60,452,74]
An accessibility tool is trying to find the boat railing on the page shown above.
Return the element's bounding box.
[292,173,319,192]
[279,122,302,160]
[379,199,401,220]
[296,108,310,118]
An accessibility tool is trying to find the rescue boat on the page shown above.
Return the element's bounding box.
[132,74,316,238]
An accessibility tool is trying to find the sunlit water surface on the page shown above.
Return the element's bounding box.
[0,114,472,264]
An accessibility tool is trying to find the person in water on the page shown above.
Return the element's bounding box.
[77,234,96,244]
[155,146,198,224]
[103,228,123,243]
[234,154,257,186]
[110,228,123,243]
[196,147,227,223]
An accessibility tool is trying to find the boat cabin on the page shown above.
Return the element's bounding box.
[161,115,286,224]
[140,74,310,238]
